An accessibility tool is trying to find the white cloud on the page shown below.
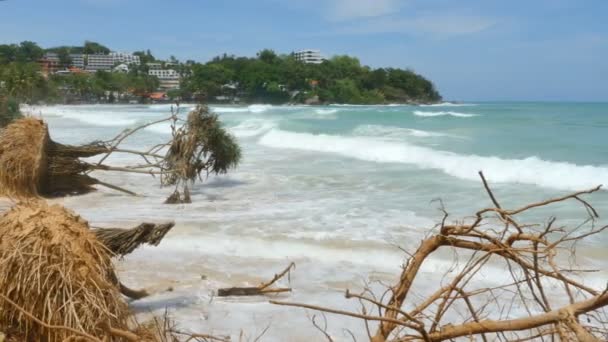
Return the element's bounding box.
[326,0,403,21]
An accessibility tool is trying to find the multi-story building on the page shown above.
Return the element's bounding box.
[293,49,325,64]
[148,69,181,90]
[110,52,140,65]
[85,54,115,72]
[147,62,163,70]
[41,52,139,73]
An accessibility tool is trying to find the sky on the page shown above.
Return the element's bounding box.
[0,0,606,101]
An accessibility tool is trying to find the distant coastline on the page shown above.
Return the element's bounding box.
[1,41,442,109]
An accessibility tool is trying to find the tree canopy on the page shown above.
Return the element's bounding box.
[0,41,442,105]
[180,50,441,104]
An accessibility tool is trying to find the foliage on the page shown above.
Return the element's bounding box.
[182,51,442,104]
[133,49,156,64]
[0,40,442,105]
[0,62,49,103]
[0,41,44,64]
[83,40,110,55]
[162,105,241,188]
[0,96,21,127]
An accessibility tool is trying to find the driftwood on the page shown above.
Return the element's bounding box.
[93,222,175,257]
[218,262,295,297]
[272,172,608,341]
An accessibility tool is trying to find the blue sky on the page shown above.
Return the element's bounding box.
[1,0,606,101]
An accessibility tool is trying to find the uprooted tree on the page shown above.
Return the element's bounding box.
[273,172,608,341]
[0,104,241,203]
[0,201,227,341]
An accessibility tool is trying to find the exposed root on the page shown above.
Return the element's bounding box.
[0,201,129,341]
[94,222,175,257]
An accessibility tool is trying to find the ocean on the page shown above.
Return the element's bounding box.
[27,102,608,340]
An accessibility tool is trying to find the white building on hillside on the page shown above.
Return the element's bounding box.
[110,52,141,65]
[149,69,181,90]
[85,54,115,71]
[294,49,324,64]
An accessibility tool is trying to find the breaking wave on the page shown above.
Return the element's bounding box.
[229,119,277,137]
[258,129,608,191]
[419,102,477,107]
[35,106,138,127]
[413,111,478,118]
[315,109,338,115]
[353,124,448,139]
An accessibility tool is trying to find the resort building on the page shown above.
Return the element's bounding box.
[41,52,140,73]
[146,62,163,70]
[85,54,115,72]
[110,52,140,65]
[148,69,181,90]
[293,49,325,64]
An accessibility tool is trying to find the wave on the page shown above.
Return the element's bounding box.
[353,124,448,139]
[36,107,138,127]
[211,104,274,114]
[413,111,478,118]
[258,129,608,191]
[420,102,477,107]
[211,106,250,113]
[229,119,276,137]
[248,104,273,113]
[315,109,338,115]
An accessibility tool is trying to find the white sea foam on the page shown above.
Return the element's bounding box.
[353,124,447,139]
[211,106,250,113]
[229,119,276,137]
[413,110,478,117]
[36,107,138,126]
[248,104,273,113]
[420,102,477,107]
[315,108,338,115]
[259,129,608,191]
[211,104,274,114]
[145,121,174,135]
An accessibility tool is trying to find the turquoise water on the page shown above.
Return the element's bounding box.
[36,101,608,242]
[31,102,608,340]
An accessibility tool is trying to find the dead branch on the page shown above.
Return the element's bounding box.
[218,263,295,297]
[270,172,608,342]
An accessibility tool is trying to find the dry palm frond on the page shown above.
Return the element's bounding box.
[0,201,129,341]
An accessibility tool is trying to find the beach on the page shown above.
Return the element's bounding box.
[19,102,608,341]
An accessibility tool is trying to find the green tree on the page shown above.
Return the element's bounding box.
[57,47,73,68]
[257,49,279,64]
[0,62,46,103]
[83,41,110,55]
[16,41,44,62]
[0,95,22,127]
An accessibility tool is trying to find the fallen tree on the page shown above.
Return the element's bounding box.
[272,172,608,341]
[0,104,241,202]
[0,201,130,341]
